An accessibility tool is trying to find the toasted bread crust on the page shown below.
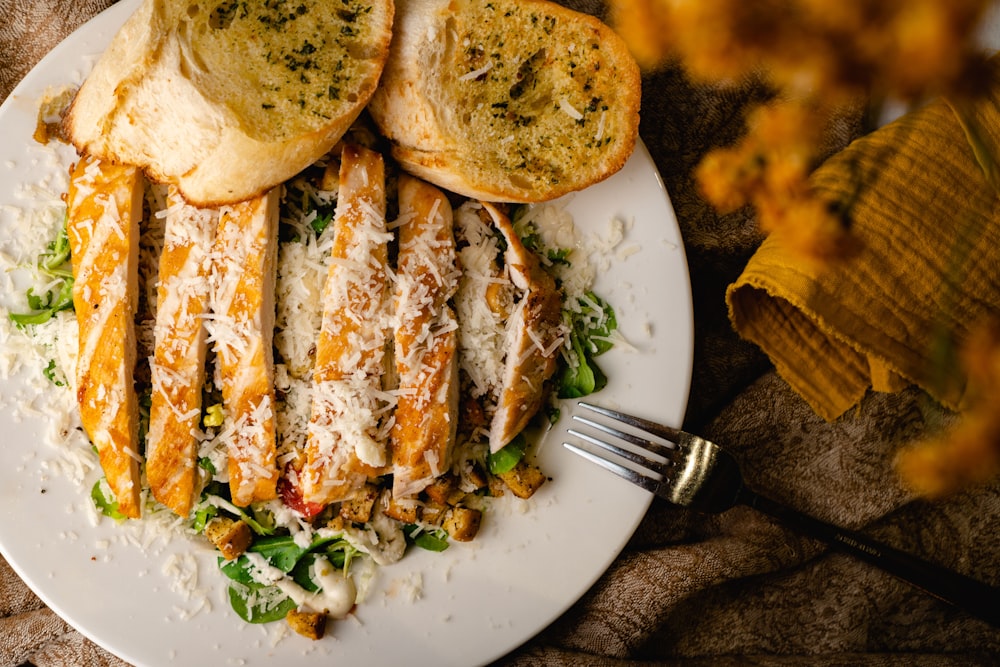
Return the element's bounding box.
[368,0,641,203]
[67,155,144,519]
[65,0,395,206]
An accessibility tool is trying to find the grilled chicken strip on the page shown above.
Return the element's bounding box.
[67,155,144,518]
[390,175,460,498]
[453,203,514,407]
[208,190,281,507]
[146,188,218,517]
[302,144,392,506]
[482,202,564,453]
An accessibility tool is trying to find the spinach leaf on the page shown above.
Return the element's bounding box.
[40,224,72,275]
[226,582,296,624]
[43,359,65,386]
[403,525,450,552]
[219,555,256,586]
[243,505,276,536]
[557,292,615,398]
[220,535,358,624]
[310,210,334,235]
[91,478,126,522]
[575,292,617,356]
[557,326,606,398]
[290,553,323,592]
[248,535,313,572]
[319,540,355,571]
[191,502,218,533]
[9,221,75,328]
[546,247,571,265]
[246,534,350,573]
[488,434,527,474]
[9,282,74,327]
[197,456,217,475]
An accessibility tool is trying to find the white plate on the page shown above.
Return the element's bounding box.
[0,2,693,665]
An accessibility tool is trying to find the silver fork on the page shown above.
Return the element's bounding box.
[565,401,1000,627]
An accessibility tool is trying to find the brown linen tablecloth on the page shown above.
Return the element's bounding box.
[2,1,1000,666]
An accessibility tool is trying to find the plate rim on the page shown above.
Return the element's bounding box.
[0,2,694,665]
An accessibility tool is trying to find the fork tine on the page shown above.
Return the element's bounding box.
[563,442,663,496]
[566,426,675,476]
[578,401,687,444]
[570,415,677,460]
[576,408,1000,627]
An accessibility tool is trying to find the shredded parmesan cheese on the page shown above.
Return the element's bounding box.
[458,60,494,81]
[558,97,583,120]
[2,87,629,643]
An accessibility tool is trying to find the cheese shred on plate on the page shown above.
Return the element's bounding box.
[2,107,628,640]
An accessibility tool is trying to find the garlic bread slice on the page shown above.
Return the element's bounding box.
[368,0,640,202]
[65,0,395,206]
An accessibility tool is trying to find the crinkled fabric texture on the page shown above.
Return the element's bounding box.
[2,1,1000,667]
[0,552,129,667]
[728,65,1000,421]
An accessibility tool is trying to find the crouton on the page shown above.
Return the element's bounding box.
[339,483,380,524]
[286,609,327,640]
[499,461,547,499]
[420,500,449,526]
[465,463,491,492]
[444,507,483,542]
[204,516,252,560]
[382,493,420,523]
[424,474,460,505]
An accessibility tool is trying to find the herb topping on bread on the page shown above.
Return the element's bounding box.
[367,0,641,203]
[64,0,394,206]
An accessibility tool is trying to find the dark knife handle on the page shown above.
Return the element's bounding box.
[743,489,1000,627]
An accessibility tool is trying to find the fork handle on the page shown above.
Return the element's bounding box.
[741,489,1000,627]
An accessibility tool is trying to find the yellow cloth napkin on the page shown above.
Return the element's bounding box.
[727,76,1000,421]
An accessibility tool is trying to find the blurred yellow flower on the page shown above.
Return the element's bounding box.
[609,0,992,261]
[763,189,854,261]
[897,411,1000,499]
[612,0,990,99]
[607,0,1000,497]
[608,0,676,70]
[695,147,758,215]
[694,99,850,259]
[883,291,1000,496]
